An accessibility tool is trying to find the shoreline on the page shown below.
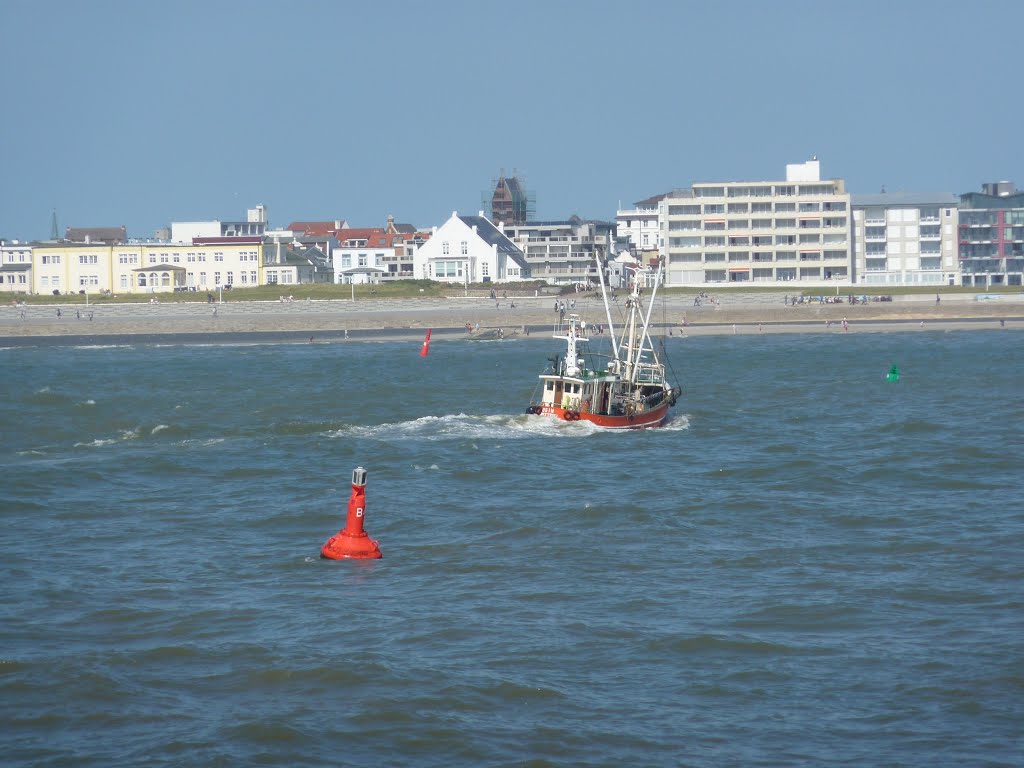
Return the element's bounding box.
[1,296,1021,344]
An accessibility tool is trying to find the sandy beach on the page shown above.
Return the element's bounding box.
[1,292,1021,343]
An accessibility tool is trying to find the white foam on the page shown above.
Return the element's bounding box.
[326,411,681,441]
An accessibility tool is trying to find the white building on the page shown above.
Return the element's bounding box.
[170,205,268,244]
[0,240,33,294]
[413,212,528,284]
[851,193,959,286]
[616,194,665,256]
[659,158,852,287]
[331,228,395,285]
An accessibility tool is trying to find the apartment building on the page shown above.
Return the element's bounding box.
[659,159,852,287]
[851,193,959,286]
[958,181,1024,287]
[502,217,615,286]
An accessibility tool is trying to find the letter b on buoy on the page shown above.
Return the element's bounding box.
[320,466,382,560]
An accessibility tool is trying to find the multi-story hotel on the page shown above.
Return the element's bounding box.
[850,193,959,286]
[957,181,1024,287]
[659,159,852,287]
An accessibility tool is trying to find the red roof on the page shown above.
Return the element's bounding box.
[287,221,346,237]
[334,228,393,247]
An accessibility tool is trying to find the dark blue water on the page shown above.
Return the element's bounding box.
[2,332,1022,767]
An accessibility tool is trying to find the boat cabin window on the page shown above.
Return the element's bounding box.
[546,381,554,391]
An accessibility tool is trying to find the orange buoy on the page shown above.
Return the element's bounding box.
[321,467,382,560]
[419,328,432,357]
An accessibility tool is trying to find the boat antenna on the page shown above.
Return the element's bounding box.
[594,252,620,361]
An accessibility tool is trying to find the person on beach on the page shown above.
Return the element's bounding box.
[56,308,61,318]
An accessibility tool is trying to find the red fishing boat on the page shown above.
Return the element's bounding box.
[525,258,680,429]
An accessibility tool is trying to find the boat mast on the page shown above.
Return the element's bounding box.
[594,252,620,362]
[622,267,641,381]
[632,258,665,384]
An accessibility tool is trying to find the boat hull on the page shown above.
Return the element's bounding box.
[534,400,672,430]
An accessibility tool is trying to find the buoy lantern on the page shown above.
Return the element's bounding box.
[321,467,382,559]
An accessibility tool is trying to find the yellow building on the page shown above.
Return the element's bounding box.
[31,238,264,295]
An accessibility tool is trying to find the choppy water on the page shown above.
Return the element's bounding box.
[1,331,1022,767]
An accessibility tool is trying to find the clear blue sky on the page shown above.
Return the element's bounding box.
[2,0,1021,241]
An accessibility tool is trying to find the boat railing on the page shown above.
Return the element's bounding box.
[635,366,664,385]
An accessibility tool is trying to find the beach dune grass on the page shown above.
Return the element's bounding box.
[8,279,1020,308]
[17,280,552,305]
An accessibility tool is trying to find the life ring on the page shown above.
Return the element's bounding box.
[561,410,574,421]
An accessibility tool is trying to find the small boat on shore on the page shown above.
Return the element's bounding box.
[524,258,680,429]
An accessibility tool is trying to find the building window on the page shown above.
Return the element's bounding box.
[461,241,468,255]
[442,241,450,255]
[250,271,256,284]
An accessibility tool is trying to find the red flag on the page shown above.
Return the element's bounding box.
[420,328,432,357]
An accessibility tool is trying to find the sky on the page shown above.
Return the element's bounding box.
[2,0,1021,241]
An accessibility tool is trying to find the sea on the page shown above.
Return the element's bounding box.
[1,329,1022,768]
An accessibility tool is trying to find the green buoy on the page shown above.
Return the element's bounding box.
[886,365,899,382]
